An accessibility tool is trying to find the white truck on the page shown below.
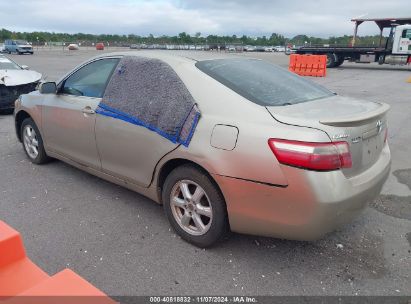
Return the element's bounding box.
[295,17,411,67]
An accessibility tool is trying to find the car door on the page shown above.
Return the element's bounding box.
[95,58,185,188]
[399,28,411,54]
[42,58,120,169]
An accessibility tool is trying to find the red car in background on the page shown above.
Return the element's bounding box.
[96,43,104,50]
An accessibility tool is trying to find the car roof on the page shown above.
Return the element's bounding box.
[56,51,260,85]
[90,50,246,64]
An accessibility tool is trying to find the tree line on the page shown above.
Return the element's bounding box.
[0,28,385,46]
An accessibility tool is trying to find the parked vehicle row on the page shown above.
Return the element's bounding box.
[128,43,291,52]
[0,40,291,54]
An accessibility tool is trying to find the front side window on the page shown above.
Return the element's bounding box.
[196,59,334,106]
[61,58,119,98]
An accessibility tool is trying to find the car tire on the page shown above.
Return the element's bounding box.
[21,118,50,164]
[326,53,337,68]
[162,165,229,247]
[335,56,345,67]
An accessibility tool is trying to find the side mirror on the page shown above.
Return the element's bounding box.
[39,82,57,94]
[21,65,29,70]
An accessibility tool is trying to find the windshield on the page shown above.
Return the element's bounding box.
[16,40,29,45]
[196,58,334,106]
[0,56,21,70]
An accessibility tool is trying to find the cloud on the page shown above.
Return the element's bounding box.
[0,0,409,37]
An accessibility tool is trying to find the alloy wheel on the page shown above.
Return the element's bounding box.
[170,180,213,236]
[23,125,39,159]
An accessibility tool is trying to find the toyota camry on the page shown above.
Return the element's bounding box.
[14,52,391,247]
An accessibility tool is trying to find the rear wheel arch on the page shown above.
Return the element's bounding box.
[160,160,230,247]
[157,158,225,205]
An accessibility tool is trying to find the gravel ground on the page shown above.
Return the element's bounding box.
[0,49,410,297]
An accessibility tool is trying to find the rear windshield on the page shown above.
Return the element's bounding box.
[196,59,334,106]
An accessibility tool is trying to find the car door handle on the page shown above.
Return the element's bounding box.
[82,107,95,115]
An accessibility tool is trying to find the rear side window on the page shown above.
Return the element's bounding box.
[196,59,334,106]
[98,56,199,146]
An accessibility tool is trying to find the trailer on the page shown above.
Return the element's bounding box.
[294,17,411,68]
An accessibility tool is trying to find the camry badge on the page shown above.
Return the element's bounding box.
[332,134,349,140]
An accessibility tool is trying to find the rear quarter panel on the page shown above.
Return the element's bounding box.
[160,59,331,186]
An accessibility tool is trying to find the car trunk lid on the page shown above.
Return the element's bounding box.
[266,95,389,177]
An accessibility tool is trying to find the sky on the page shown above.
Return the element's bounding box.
[0,0,409,38]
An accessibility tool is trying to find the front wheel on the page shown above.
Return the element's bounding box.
[162,165,229,247]
[21,118,50,164]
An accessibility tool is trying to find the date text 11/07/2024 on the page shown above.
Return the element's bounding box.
[149,296,258,303]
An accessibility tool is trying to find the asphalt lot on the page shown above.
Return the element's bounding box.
[1,48,410,296]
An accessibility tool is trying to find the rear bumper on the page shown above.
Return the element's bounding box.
[213,143,391,240]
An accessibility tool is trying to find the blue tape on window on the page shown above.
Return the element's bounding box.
[98,56,200,147]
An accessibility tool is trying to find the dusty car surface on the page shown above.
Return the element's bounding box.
[14,52,391,247]
[0,55,41,112]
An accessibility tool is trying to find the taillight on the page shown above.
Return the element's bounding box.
[268,139,352,171]
[384,127,388,143]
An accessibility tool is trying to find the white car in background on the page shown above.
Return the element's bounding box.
[67,44,80,50]
[0,55,41,112]
[274,46,286,52]
[244,45,256,52]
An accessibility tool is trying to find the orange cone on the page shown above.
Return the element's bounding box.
[407,76,411,83]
